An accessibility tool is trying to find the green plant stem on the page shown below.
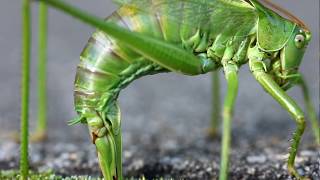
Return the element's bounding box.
[20,0,31,179]
[37,1,48,135]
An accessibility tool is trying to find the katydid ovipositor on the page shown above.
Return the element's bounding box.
[37,0,319,179]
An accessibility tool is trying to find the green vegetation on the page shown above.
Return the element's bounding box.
[0,170,169,180]
[0,170,103,180]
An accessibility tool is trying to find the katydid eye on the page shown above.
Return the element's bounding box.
[294,34,305,48]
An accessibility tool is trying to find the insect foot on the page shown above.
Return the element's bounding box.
[30,131,48,143]
[206,127,220,139]
[288,165,311,180]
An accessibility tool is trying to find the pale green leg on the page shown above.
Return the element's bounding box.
[20,0,31,178]
[250,60,307,180]
[32,0,48,142]
[210,70,221,137]
[114,126,122,178]
[219,62,239,180]
[282,75,319,145]
[95,136,116,180]
[298,77,320,145]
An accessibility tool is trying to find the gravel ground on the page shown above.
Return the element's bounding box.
[0,132,319,179]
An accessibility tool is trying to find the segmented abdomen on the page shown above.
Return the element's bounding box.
[74,6,189,114]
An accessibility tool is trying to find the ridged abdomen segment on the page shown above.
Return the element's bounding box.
[74,34,126,111]
[73,2,215,114]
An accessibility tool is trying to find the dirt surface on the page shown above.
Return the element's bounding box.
[1,131,319,179]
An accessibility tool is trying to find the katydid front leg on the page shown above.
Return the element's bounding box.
[249,55,308,180]
[273,73,319,145]
[219,51,239,180]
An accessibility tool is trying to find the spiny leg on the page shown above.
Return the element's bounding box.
[209,70,221,138]
[10,0,48,143]
[280,74,319,145]
[250,59,308,180]
[20,0,31,178]
[298,77,320,145]
[219,61,239,180]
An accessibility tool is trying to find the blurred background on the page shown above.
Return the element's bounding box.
[0,0,318,147]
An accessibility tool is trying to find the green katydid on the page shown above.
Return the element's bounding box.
[34,0,319,179]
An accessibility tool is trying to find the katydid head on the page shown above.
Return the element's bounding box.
[279,26,311,77]
[269,26,311,89]
[251,0,312,88]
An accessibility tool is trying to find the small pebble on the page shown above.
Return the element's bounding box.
[300,150,316,157]
[124,150,133,159]
[246,155,267,164]
[69,152,77,160]
[247,167,256,174]
[297,168,305,176]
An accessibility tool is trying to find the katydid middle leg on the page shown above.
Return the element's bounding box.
[219,60,239,180]
[209,70,221,138]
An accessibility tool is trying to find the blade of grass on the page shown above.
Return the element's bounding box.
[36,1,48,138]
[20,0,31,179]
